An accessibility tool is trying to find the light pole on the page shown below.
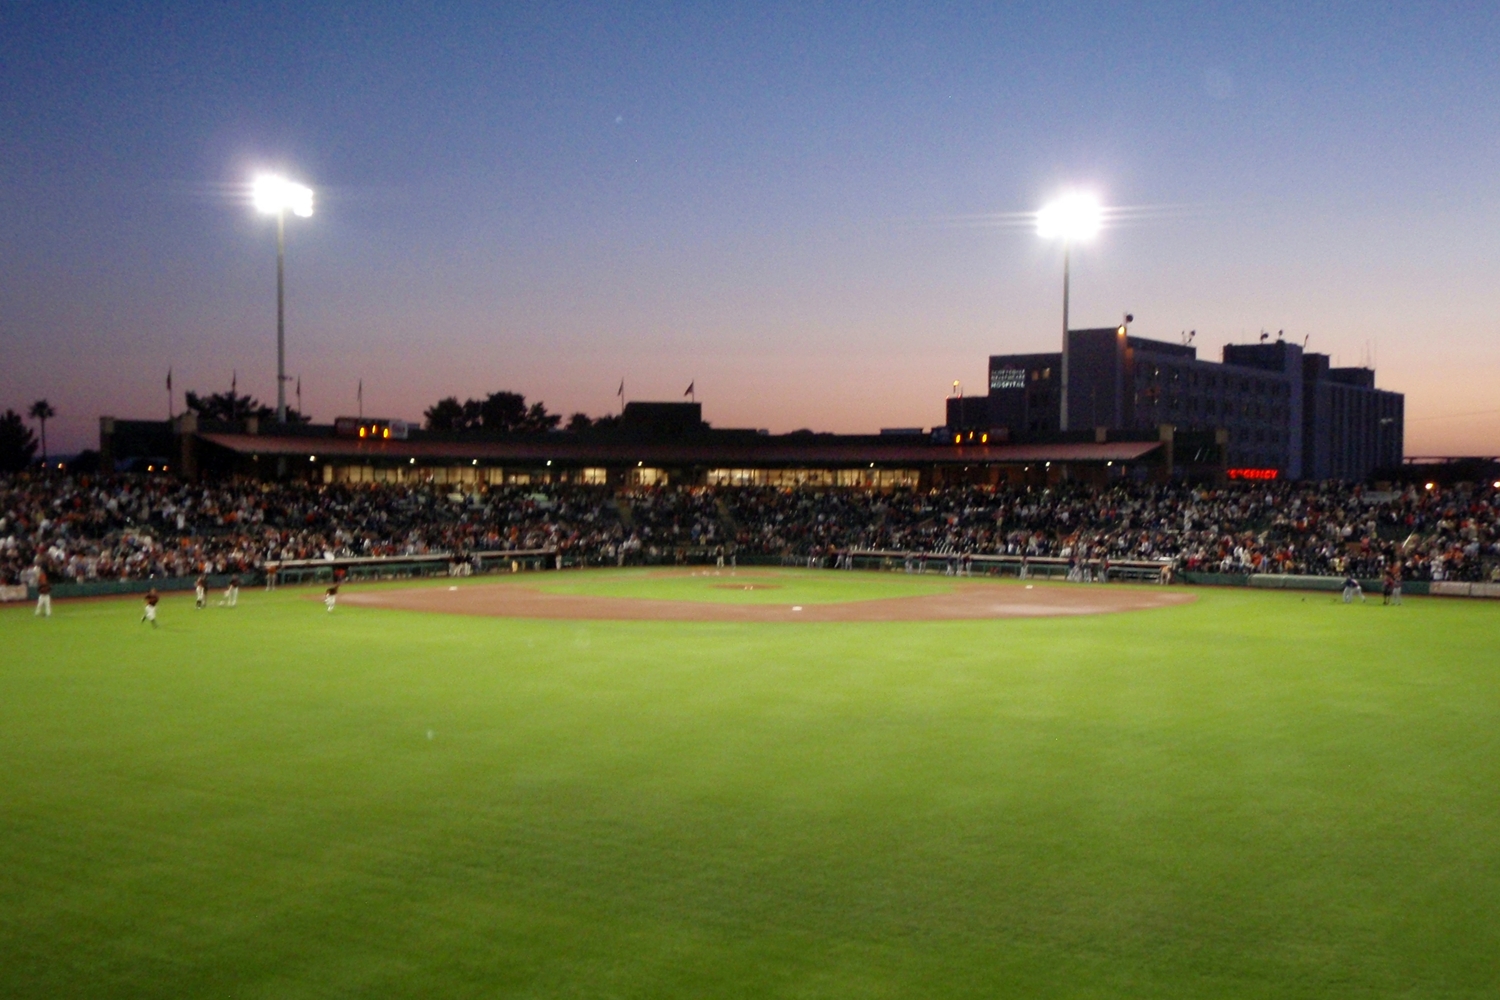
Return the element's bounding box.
[252,175,314,423]
[1037,193,1101,432]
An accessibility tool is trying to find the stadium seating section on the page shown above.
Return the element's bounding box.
[3,475,1497,585]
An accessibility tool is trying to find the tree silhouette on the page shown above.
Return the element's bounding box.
[184,390,309,424]
[0,410,39,472]
[423,391,561,433]
[27,400,56,463]
[522,401,561,433]
[479,391,527,431]
[423,397,464,431]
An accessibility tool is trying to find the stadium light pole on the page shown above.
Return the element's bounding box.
[252,175,314,423]
[1037,193,1102,432]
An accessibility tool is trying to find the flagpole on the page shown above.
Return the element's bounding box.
[358,379,363,419]
[166,368,173,420]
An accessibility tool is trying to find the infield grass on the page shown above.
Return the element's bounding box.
[2,571,1497,998]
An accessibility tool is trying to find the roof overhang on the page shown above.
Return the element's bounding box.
[198,433,1162,466]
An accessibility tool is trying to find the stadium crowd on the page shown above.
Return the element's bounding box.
[3,472,1498,586]
[0,477,624,585]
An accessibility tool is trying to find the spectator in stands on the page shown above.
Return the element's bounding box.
[3,471,1496,586]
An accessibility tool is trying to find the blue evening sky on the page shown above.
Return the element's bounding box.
[3,2,1498,453]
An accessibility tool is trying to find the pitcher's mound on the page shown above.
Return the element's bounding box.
[342,579,1193,622]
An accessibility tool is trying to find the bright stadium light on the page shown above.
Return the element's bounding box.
[1037,191,1104,432]
[251,174,315,426]
[253,175,314,218]
[1036,193,1101,241]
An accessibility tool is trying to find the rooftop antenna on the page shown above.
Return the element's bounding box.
[1276,329,1285,342]
[1259,330,1269,343]
[1188,329,1196,344]
[1302,334,1310,348]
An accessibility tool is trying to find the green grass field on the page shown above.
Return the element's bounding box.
[3,570,1497,998]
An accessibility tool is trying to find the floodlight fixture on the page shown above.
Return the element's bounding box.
[1037,191,1105,432]
[250,174,315,426]
[1036,192,1101,241]
[253,175,314,218]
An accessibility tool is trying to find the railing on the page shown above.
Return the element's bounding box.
[835,549,1174,582]
[269,548,557,585]
[2,574,242,601]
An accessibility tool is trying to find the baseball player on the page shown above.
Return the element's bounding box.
[224,574,239,607]
[325,582,339,613]
[195,573,207,609]
[34,571,51,618]
[142,588,160,627]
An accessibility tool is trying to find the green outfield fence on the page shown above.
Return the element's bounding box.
[841,550,1172,583]
[4,549,560,601]
[269,549,556,586]
[7,575,242,602]
[1180,572,1442,596]
[8,551,1496,602]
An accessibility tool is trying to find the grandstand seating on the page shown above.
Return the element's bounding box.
[3,474,1496,587]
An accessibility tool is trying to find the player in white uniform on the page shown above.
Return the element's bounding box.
[142,588,160,627]
[224,574,239,607]
[35,572,52,617]
[325,582,339,612]
[195,574,207,609]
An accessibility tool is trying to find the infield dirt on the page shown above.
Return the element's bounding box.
[341,574,1194,622]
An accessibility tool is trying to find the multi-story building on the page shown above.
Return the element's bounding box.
[949,328,1403,481]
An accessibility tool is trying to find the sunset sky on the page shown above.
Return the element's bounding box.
[3,3,1498,456]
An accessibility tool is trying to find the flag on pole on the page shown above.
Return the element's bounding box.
[166,368,173,419]
[617,378,625,415]
[296,376,302,414]
[684,381,694,400]
[231,370,237,395]
[166,368,172,392]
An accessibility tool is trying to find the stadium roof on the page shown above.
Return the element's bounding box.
[199,433,1162,466]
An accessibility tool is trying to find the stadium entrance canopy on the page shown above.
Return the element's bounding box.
[101,404,1190,487]
[105,419,1176,491]
[198,431,1163,487]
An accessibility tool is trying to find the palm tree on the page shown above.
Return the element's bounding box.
[28,400,56,464]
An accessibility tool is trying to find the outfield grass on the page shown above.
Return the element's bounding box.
[2,572,1497,998]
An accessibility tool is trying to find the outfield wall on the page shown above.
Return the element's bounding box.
[2,549,562,601]
[6,559,1496,602]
